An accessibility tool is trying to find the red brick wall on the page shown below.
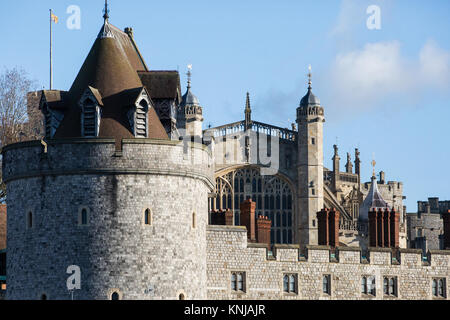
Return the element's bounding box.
[0,204,6,250]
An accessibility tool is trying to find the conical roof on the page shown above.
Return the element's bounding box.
[181,87,200,106]
[359,176,389,221]
[300,87,320,107]
[54,20,168,140]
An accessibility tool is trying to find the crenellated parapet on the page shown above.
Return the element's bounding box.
[207,225,450,300]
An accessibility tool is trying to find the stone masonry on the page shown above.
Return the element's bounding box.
[2,139,213,300]
[206,225,449,300]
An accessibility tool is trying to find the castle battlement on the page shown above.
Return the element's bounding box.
[207,225,449,300]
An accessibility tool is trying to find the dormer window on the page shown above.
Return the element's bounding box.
[128,99,149,138]
[81,98,101,137]
[40,99,65,140]
[79,87,103,138]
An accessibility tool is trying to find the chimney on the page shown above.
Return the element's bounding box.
[369,209,378,247]
[329,208,340,247]
[317,208,340,247]
[240,199,256,242]
[225,210,234,226]
[256,215,271,247]
[443,210,450,250]
[124,27,134,38]
[379,171,385,184]
[389,208,400,248]
[368,208,399,248]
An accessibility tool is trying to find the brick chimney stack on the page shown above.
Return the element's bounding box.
[368,208,399,248]
[256,215,271,247]
[240,199,256,242]
[317,208,340,247]
[443,210,450,250]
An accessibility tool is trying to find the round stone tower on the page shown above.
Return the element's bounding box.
[2,6,214,300]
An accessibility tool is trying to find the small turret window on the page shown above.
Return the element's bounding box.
[81,98,100,137]
[78,207,90,226]
[27,211,33,229]
[144,209,152,226]
[130,100,148,138]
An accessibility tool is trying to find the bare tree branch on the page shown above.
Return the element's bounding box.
[0,67,39,203]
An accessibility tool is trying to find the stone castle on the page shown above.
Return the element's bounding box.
[1,5,449,300]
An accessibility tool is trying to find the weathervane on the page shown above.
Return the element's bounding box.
[187,64,192,89]
[371,153,376,177]
[307,65,312,89]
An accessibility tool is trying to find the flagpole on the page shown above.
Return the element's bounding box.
[50,9,53,90]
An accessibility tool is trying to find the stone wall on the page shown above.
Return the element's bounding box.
[207,225,450,300]
[407,213,443,252]
[2,139,213,300]
[0,204,6,250]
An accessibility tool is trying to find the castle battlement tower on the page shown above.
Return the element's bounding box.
[1,3,214,300]
[296,67,325,248]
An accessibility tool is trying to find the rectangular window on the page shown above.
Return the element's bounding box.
[362,276,376,296]
[311,137,316,145]
[323,275,331,295]
[383,277,398,297]
[231,272,246,293]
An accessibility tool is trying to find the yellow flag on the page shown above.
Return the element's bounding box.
[51,13,58,24]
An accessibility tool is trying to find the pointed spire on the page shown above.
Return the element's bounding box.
[99,0,113,39]
[245,92,252,130]
[103,0,110,21]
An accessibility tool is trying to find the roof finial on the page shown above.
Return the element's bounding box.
[307,64,312,90]
[103,0,110,21]
[371,153,376,178]
[187,64,192,89]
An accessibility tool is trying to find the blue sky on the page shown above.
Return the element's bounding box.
[0,0,449,211]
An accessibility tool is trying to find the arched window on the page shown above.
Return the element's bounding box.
[78,207,90,226]
[432,279,438,296]
[179,293,185,300]
[212,167,294,245]
[283,275,289,292]
[323,275,331,295]
[369,277,376,296]
[111,292,120,300]
[144,209,152,226]
[81,209,88,226]
[129,100,148,138]
[361,277,367,294]
[81,98,100,137]
[289,275,296,293]
[438,279,445,297]
[27,211,33,229]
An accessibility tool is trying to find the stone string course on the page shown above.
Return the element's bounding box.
[206,225,450,300]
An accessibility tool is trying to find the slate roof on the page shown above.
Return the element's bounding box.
[52,20,168,141]
[138,71,181,102]
[359,176,389,221]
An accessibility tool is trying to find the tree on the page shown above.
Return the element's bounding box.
[0,67,39,203]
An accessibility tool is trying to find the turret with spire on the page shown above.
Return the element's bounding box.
[180,65,203,137]
[296,65,325,247]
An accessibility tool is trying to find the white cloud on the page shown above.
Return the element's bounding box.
[328,40,450,111]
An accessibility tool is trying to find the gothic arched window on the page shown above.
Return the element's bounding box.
[211,167,294,244]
